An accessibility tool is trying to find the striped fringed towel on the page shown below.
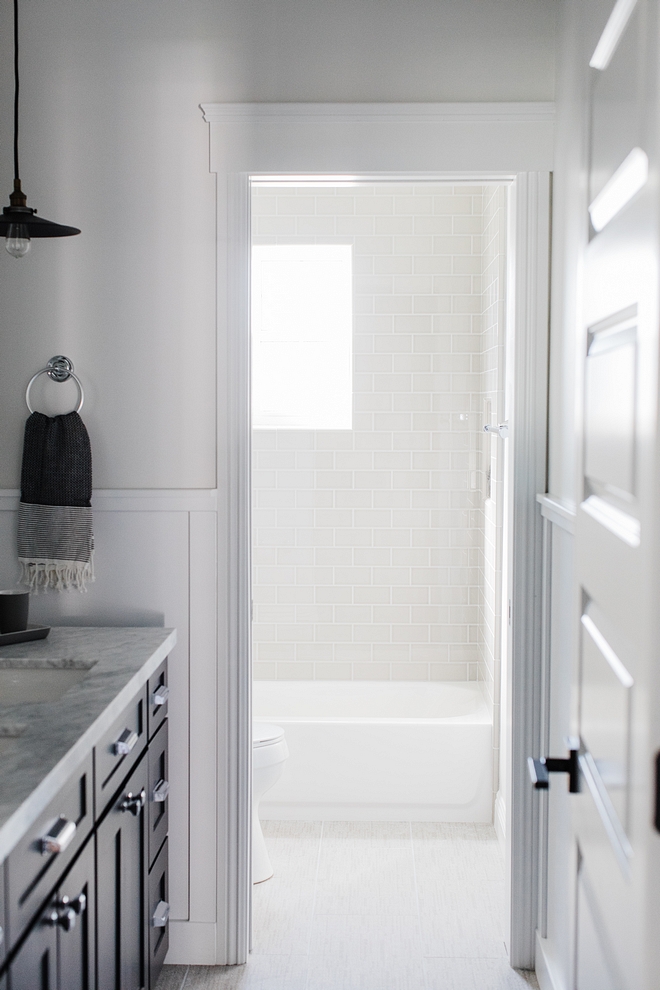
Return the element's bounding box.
[18,411,94,592]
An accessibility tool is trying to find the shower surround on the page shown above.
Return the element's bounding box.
[251,183,505,720]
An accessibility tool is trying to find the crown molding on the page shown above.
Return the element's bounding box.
[200,101,555,125]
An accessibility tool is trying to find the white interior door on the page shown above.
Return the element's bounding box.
[569,1,660,985]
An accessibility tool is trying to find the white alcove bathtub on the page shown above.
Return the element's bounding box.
[253,680,493,822]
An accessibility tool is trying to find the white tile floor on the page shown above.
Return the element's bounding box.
[156,822,539,990]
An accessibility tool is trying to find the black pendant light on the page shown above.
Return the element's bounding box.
[1,0,80,257]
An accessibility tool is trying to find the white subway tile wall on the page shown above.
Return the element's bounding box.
[251,183,506,684]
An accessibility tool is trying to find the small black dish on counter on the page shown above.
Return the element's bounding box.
[0,626,50,647]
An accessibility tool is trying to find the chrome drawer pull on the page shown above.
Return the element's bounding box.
[152,684,170,707]
[119,789,146,816]
[152,779,170,803]
[112,728,138,756]
[152,900,170,928]
[41,816,77,856]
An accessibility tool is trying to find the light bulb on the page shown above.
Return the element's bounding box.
[5,223,30,258]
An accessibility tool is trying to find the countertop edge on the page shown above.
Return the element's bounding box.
[0,628,177,863]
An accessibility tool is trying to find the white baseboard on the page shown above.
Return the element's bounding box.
[535,933,567,990]
[494,789,506,847]
[165,921,218,965]
[261,801,493,822]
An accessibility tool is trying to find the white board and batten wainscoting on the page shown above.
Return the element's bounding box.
[0,488,220,963]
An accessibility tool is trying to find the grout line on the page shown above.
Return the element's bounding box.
[302,820,324,990]
[178,964,190,989]
[409,821,430,990]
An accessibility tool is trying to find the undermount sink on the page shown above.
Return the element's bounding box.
[0,658,98,705]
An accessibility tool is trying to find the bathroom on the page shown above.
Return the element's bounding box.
[4,0,634,985]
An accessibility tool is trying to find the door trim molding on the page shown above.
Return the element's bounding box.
[205,103,553,966]
[507,171,551,967]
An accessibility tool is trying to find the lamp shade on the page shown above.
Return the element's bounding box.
[0,206,80,238]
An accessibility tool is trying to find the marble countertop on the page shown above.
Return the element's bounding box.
[0,626,176,862]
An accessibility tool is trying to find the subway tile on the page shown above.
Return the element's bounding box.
[413,215,453,234]
[372,491,410,508]
[296,216,336,236]
[413,295,452,314]
[375,215,414,234]
[295,491,333,507]
[354,471,392,489]
[392,355,432,374]
[296,529,334,547]
[353,548,392,566]
[315,587,353,603]
[354,354,393,373]
[355,195,394,215]
[354,587,392,604]
[353,662,391,680]
[276,587,314,604]
[334,490,374,507]
[353,624,391,643]
[334,644,373,662]
[373,528,411,547]
[314,662,353,680]
[334,566,372,585]
[296,644,334,663]
[371,645,411,665]
[374,255,413,275]
[394,195,432,214]
[354,235,393,255]
[392,314,433,334]
[375,296,413,314]
[392,586,429,604]
[255,643,295,661]
[315,624,353,642]
[433,195,473,214]
[316,196,354,214]
[312,548,353,565]
[335,216,375,234]
[392,548,431,566]
[335,605,373,623]
[391,662,429,679]
[315,471,354,489]
[277,662,315,679]
[373,451,412,470]
[334,528,373,547]
[372,605,410,623]
[413,255,453,274]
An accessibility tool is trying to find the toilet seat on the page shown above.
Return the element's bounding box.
[253,721,289,769]
[253,722,285,747]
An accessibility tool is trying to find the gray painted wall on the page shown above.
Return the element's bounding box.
[0,0,556,489]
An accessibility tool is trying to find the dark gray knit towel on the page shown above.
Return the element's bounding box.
[18,411,94,592]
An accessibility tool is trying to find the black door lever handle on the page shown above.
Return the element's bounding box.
[528,738,580,793]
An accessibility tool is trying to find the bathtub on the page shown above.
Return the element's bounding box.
[253,680,493,822]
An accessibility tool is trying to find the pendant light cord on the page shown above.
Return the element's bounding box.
[13,0,20,182]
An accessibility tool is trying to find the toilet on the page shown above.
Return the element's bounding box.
[252,722,289,883]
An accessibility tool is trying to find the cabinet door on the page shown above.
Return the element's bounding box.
[8,897,58,990]
[96,756,148,990]
[57,839,95,990]
[147,720,168,869]
[148,838,169,989]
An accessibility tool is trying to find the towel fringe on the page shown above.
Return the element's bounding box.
[19,554,95,593]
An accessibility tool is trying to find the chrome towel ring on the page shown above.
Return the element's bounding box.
[25,356,84,414]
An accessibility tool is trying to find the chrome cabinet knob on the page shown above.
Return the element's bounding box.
[45,894,85,933]
[152,779,170,803]
[152,684,170,707]
[119,789,146,816]
[41,815,77,856]
[112,728,138,757]
[152,900,170,928]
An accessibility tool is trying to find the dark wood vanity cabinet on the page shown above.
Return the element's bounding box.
[2,657,170,990]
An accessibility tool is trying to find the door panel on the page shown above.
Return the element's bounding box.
[9,898,58,990]
[57,839,95,990]
[571,0,660,985]
[96,756,148,990]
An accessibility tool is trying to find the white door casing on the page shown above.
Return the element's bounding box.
[202,102,553,966]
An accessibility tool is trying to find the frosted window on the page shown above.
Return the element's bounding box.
[251,244,353,429]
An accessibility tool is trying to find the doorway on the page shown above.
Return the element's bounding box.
[202,98,552,970]
[247,176,516,984]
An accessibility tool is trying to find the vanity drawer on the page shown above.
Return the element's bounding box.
[0,859,5,975]
[147,658,168,740]
[147,720,169,869]
[6,752,93,948]
[94,688,147,817]
[148,838,169,990]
